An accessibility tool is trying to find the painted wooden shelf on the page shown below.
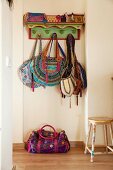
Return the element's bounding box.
[24,14,85,40]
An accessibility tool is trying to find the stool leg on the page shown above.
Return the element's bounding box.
[91,124,96,163]
[109,123,113,146]
[104,124,108,153]
[84,123,92,154]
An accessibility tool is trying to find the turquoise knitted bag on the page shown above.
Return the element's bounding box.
[30,33,66,86]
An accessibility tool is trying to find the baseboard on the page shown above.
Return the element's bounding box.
[13,141,84,151]
[13,142,109,153]
[13,143,25,151]
[13,142,108,152]
[70,141,85,148]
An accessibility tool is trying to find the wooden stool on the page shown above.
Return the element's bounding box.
[84,117,113,162]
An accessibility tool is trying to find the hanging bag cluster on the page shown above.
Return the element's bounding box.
[19,33,87,106]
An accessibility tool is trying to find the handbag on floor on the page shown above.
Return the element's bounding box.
[25,125,70,153]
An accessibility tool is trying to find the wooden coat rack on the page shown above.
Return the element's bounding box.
[24,13,85,40]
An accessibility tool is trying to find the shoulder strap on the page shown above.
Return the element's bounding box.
[32,34,43,59]
[42,33,58,60]
[58,43,66,59]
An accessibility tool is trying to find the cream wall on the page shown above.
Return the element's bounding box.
[13,0,86,143]
[86,0,113,144]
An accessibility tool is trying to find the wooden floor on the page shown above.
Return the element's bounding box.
[13,147,113,170]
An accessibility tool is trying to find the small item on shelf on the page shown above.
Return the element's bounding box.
[24,12,47,23]
[46,15,61,23]
[67,13,85,23]
[61,14,66,22]
[65,12,69,22]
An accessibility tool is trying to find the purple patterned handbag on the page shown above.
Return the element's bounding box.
[26,125,70,153]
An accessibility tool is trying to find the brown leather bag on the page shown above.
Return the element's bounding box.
[62,34,83,105]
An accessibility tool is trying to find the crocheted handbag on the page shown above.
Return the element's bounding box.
[18,35,44,91]
[30,33,66,86]
[26,125,70,153]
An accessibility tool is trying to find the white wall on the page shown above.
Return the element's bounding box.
[13,0,86,143]
[1,0,13,169]
[86,0,113,144]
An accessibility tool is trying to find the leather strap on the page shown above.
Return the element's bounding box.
[42,33,61,61]
[32,34,42,61]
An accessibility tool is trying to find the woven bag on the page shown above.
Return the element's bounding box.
[18,35,43,91]
[30,33,66,86]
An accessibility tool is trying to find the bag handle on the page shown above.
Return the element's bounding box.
[42,39,52,60]
[58,42,66,59]
[42,33,62,82]
[32,34,42,59]
[38,124,58,140]
[42,33,61,61]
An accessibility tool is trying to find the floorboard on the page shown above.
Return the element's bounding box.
[13,147,113,170]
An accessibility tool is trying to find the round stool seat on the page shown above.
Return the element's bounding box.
[88,117,113,124]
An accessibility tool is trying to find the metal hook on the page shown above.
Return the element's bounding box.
[51,33,57,39]
[36,33,41,38]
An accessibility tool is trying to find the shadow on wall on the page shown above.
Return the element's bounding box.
[6,0,13,7]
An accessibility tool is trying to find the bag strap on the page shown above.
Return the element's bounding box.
[58,42,66,59]
[42,33,61,61]
[32,39,38,59]
[38,124,58,140]
[42,39,52,60]
[32,34,42,59]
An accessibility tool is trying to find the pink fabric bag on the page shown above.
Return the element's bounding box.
[26,125,70,153]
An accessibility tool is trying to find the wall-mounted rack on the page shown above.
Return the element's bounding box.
[24,13,85,40]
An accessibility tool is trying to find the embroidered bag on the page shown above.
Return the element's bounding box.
[30,33,66,86]
[26,125,70,153]
[18,35,44,91]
